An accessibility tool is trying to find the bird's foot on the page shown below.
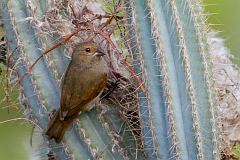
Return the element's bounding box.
[47,109,57,119]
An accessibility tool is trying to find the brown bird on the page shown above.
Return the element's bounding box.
[46,41,108,143]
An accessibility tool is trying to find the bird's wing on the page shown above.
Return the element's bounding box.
[65,76,107,118]
[60,61,75,109]
[60,65,107,119]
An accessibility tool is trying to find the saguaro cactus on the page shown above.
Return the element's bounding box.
[1,0,221,159]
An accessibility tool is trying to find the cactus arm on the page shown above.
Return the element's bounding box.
[168,1,220,159]
[5,0,60,112]
[131,0,170,159]
[0,1,70,159]
[147,0,199,159]
[130,0,220,159]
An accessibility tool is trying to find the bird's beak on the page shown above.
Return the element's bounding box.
[95,48,105,57]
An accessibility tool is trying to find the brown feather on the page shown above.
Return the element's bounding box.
[46,42,108,142]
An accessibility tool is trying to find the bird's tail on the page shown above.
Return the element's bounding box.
[46,110,72,143]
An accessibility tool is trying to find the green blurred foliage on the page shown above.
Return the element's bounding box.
[204,0,240,65]
[0,27,32,160]
[0,109,32,160]
[232,142,240,158]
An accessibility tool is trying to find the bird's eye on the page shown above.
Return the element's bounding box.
[85,48,91,52]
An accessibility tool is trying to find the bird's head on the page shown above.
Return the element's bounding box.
[72,41,105,63]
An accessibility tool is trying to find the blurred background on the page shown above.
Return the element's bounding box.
[0,0,239,159]
[204,0,240,66]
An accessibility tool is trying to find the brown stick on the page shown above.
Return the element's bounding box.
[29,28,82,72]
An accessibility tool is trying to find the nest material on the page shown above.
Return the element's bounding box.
[208,32,240,158]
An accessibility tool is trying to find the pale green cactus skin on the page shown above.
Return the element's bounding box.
[129,0,221,159]
[1,0,220,159]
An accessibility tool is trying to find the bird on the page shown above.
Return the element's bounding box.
[46,41,108,143]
